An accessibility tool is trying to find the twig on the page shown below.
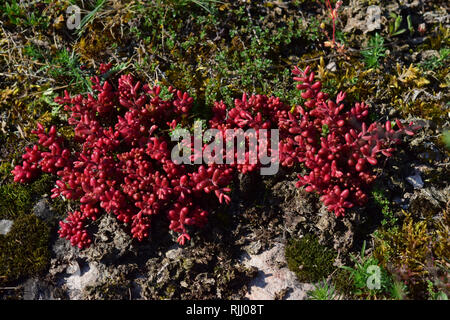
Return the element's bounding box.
[0,72,56,82]
[246,6,261,46]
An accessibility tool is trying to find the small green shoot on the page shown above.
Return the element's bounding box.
[340,241,391,298]
[307,280,338,300]
[361,33,386,69]
[77,0,107,37]
[427,280,449,300]
[389,13,406,37]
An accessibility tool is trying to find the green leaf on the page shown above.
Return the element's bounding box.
[360,240,366,259]
[392,29,406,36]
[395,15,402,30]
[77,0,106,37]
[389,12,397,19]
[407,15,413,33]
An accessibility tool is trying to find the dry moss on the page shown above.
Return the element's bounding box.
[374,206,450,298]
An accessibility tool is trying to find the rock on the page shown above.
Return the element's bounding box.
[66,260,81,276]
[409,37,426,46]
[0,219,13,235]
[244,240,263,255]
[274,7,282,16]
[406,171,424,189]
[317,204,357,253]
[275,182,311,234]
[421,50,440,62]
[365,6,381,33]
[23,278,56,300]
[410,186,450,218]
[404,0,421,8]
[33,198,54,223]
[82,215,132,263]
[238,171,262,199]
[326,61,337,72]
[342,0,383,34]
[182,258,194,270]
[242,243,314,300]
[52,237,79,261]
[195,273,215,286]
[342,1,365,33]
[274,179,357,253]
[393,195,410,210]
[423,11,450,25]
[386,2,400,13]
[165,246,183,260]
[317,212,335,232]
[64,260,100,300]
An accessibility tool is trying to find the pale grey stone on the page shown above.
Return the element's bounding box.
[241,243,315,300]
[366,6,381,33]
[0,219,13,235]
[406,171,424,189]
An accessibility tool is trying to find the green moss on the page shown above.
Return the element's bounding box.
[332,268,354,296]
[403,101,449,125]
[29,173,55,196]
[0,174,54,220]
[371,186,397,227]
[0,214,51,284]
[0,173,56,284]
[49,196,70,222]
[372,206,450,299]
[0,183,33,219]
[440,130,450,151]
[285,234,337,283]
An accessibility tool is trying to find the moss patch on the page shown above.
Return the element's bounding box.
[0,174,56,285]
[0,214,51,284]
[0,174,55,220]
[0,183,33,219]
[332,268,354,296]
[285,234,337,283]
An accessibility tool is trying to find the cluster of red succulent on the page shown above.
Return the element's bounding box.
[209,93,291,174]
[207,66,418,217]
[13,64,417,248]
[12,124,71,183]
[13,72,233,248]
[288,66,418,217]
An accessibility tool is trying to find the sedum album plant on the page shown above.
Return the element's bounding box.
[208,92,290,174]
[12,64,418,248]
[12,66,233,248]
[289,66,419,217]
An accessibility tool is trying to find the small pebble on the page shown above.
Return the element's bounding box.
[406,171,424,189]
[0,220,14,235]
